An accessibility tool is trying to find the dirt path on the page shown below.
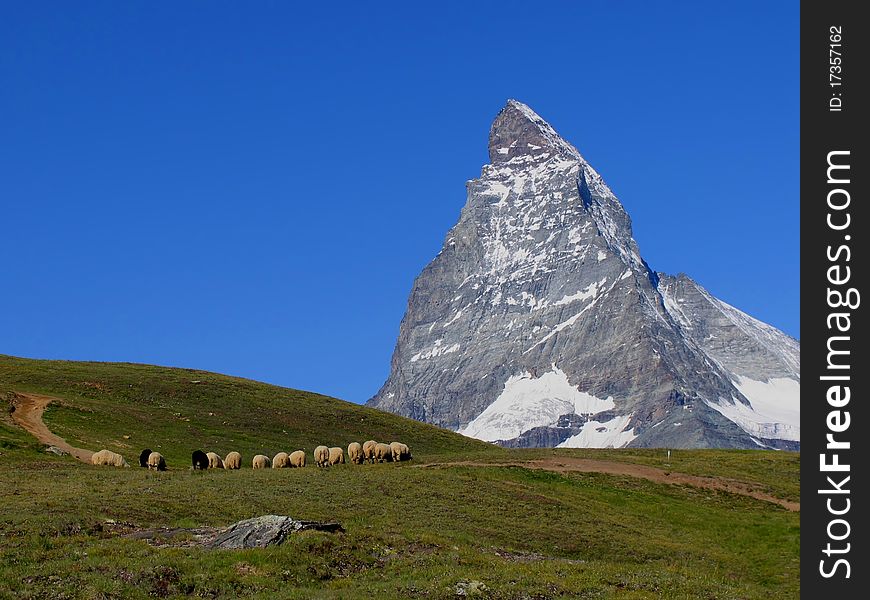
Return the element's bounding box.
[9,392,93,463]
[418,457,799,512]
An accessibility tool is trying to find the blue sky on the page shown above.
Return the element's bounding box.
[1,2,798,403]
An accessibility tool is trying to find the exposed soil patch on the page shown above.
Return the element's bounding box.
[9,392,93,463]
[418,457,799,512]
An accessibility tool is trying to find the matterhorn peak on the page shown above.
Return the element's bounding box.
[488,99,582,164]
[369,100,800,450]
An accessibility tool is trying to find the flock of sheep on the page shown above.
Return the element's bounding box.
[89,440,412,471]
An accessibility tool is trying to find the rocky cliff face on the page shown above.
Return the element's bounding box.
[368,100,799,449]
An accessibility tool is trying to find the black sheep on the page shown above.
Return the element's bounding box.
[138,448,153,468]
[191,449,209,470]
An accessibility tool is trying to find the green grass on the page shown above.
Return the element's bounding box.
[0,355,800,599]
[437,447,800,504]
[0,354,493,465]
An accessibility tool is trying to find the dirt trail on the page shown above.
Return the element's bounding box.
[9,392,94,463]
[418,457,799,512]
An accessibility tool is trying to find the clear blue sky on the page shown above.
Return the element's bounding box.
[1,2,798,403]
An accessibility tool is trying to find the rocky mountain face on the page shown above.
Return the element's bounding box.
[367,100,800,449]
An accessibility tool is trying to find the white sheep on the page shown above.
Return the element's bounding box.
[347,442,363,465]
[273,452,291,468]
[314,445,330,467]
[147,451,166,471]
[289,450,306,468]
[374,443,393,463]
[328,447,345,466]
[252,454,271,469]
[389,441,411,462]
[90,449,129,467]
[206,452,224,469]
[224,451,242,469]
[362,440,377,464]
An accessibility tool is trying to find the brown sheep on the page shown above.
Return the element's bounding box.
[289,450,306,468]
[252,454,271,469]
[206,452,224,469]
[147,451,166,471]
[91,449,129,467]
[362,440,377,464]
[224,451,242,469]
[328,447,345,466]
[374,443,393,463]
[314,445,330,467]
[347,442,363,465]
[389,441,411,462]
[273,452,291,468]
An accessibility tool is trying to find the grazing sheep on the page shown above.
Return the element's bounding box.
[328,447,345,466]
[206,452,224,469]
[390,442,411,462]
[374,443,393,463]
[138,448,153,468]
[252,454,271,469]
[224,451,242,470]
[289,450,306,468]
[91,449,129,467]
[147,451,167,471]
[347,442,363,465]
[314,445,330,467]
[191,450,209,470]
[273,452,291,468]
[362,440,377,464]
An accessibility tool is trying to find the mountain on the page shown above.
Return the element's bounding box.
[367,100,799,450]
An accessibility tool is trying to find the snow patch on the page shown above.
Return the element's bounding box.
[444,310,463,326]
[458,366,615,442]
[410,339,460,363]
[705,376,800,441]
[558,414,637,448]
[553,277,607,307]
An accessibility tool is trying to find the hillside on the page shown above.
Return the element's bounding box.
[0,354,492,467]
[1,355,799,599]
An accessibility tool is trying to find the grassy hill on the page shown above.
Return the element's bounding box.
[0,355,799,599]
[0,354,493,466]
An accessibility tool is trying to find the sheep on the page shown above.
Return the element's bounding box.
[289,450,306,468]
[347,442,363,465]
[374,443,393,463]
[314,445,330,467]
[206,452,224,469]
[273,452,291,468]
[224,451,242,469]
[390,441,411,462]
[138,448,153,468]
[362,440,377,464]
[252,454,271,469]
[328,447,345,466]
[147,451,166,471]
[91,449,129,467]
[191,450,209,470]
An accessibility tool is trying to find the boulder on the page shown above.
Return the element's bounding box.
[207,515,343,549]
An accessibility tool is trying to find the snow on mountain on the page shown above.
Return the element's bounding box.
[458,366,615,442]
[557,414,637,449]
[705,377,800,442]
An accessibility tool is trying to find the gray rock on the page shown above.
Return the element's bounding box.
[45,445,69,456]
[368,100,800,449]
[455,580,489,597]
[207,515,343,549]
